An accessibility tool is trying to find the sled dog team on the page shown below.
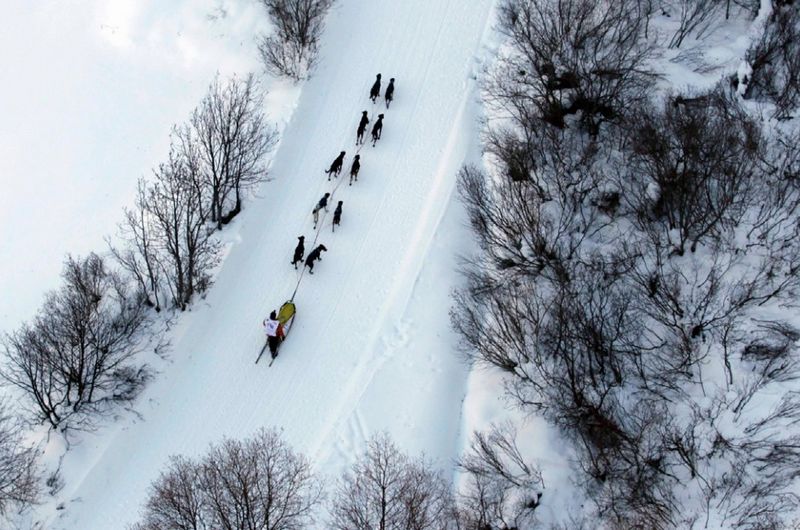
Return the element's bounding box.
[263,74,396,358]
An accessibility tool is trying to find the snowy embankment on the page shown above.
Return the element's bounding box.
[0,0,266,332]
[454,1,800,527]
[32,0,496,528]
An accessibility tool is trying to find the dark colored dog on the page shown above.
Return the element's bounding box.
[356,111,369,145]
[332,201,343,232]
[291,236,305,269]
[369,74,382,102]
[304,244,328,274]
[385,78,395,108]
[349,155,361,185]
[325,151,346,180]
[371,114,384,147]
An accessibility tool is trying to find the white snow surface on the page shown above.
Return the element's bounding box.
[25,0,497,528]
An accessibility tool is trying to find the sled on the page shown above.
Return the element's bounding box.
[256,300,297,365]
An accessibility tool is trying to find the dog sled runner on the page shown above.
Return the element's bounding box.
[256,301,297,365]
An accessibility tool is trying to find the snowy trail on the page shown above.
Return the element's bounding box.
[49,1,494,528]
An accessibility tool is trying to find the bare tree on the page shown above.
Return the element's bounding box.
[257,0,334,80]
[187,74,276,230]
[0,399,40,519]
[667,0,725,48]
[329,434,456,530]
[489,0,655,134]
[743,2,800,119]
[144,147,219,310]
[1,253,151,430]
[456,424,544,530]
[132,429,321,530]
[623,87,762,255]
[108,180,164,312]
[131,456,204,530]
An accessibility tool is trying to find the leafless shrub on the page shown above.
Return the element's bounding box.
[1,253,151,430]
[184,74,277,229]
[458,2,800,523]
[623,86,762,255]
[133,456,203,530]
[742,320,800,368]
[456,424,543,530]
[108,180,164,312]
[489,0,655,134]
[132,428,321,530]
[257,0,334,80]
[329,434,456,530]
[744,2,800,118]
[667,0,725,48]
[0,400,40,519]
[143,146,220,310]
[686,391,800,529]
[748,129,800,244]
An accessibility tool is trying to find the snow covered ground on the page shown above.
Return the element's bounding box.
[6,0,499,528]
[5,0,791,527]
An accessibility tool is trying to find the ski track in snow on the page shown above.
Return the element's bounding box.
[48,0,494,528]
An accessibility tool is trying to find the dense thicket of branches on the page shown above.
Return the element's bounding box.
[489,0,654,134]
[624,89,762,255]
[1,254,151,430]
[257,0,334,80]
[454,0,800,527]
[132,429,321,530]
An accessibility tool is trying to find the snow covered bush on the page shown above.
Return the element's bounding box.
[456,424,544,530]
[456,55,800,524]
[624,86,762,255]
[1,253,151,430]
[329,434,456,530]
[132,428,321,530]
[0,399,40,520]
[743,1,800,118]
[257,0,334,81]
[489,0,655,134]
